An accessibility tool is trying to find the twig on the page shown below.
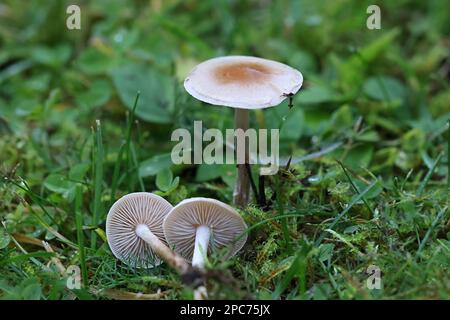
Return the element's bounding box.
[95,288,167,300]
[42,241,66,275]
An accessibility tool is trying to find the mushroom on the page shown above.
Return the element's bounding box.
[163,198,247,268]
[106,192,188,273]
[184,56,303,206]
[163,197,247,299]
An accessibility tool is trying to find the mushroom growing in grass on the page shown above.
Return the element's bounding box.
[163,198,247,267]
[163,198,247,298]
[106,192,188,273]
[184,56,303,207]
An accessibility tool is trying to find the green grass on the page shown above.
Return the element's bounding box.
[91,120,104,250]
[75,185,88,288]
[0,0,449,300]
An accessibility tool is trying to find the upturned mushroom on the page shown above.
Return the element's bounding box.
[163,197,247,268]
[106,192,188,273]
[184,56,303,206]
[163,197,247,299]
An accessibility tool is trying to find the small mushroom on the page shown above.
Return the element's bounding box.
[163,197,248,268]
[106,192,188,272]
[184,56,303,207]
[163,197,247,299]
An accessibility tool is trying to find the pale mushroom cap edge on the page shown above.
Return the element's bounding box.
[184,56,303,109]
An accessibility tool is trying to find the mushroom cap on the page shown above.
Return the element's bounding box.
[163,197,248,262]
[184,55,303,109]
[106,192,172,268]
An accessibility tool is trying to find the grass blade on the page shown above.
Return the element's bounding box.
[110,141,126,206]
[315,180,377,246]
[416,206,448,257]
[448,120,449,189]
[276,176,292,253]
[130,142,145,192]
[75,185,88,288]
[91,120,104,250]
[337,160,374,216]
[125,92,140,192]
[272,241,310,299]
[416,152,443,197]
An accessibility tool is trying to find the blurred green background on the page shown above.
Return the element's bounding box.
[0,0,448,300]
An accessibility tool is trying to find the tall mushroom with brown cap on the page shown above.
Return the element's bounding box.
[184,56,303,206]
[106,192,188,273]
[163,197,247,269]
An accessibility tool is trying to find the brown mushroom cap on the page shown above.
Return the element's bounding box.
[184,55,303,109]
[163,198,247,262]
[106,192,172,268]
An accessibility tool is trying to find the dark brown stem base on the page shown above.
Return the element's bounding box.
[233,108,250,207]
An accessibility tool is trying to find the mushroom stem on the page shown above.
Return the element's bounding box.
[135,224,189,274]
[192,225,211,300]
[233,108,250,207]
[192,225,211,268]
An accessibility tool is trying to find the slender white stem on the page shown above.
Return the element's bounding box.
[192,225,211,300]
[192,225,211,268]
[135,224,162,246]
[135,224,189,273]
